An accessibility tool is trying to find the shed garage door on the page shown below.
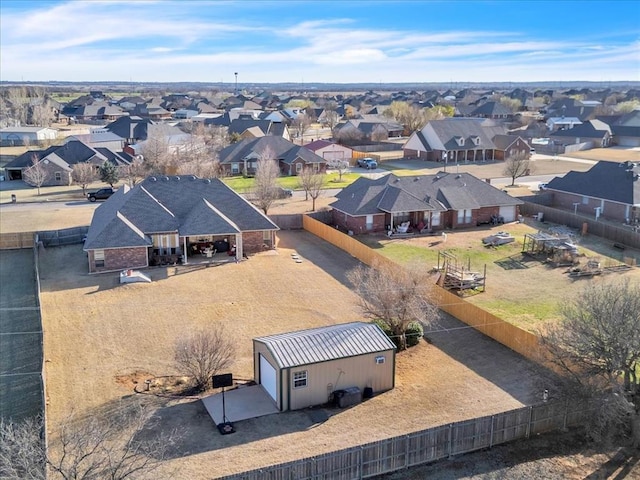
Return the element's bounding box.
[322,151,345,161]
[259,354,277,402]
[499,206,516,223]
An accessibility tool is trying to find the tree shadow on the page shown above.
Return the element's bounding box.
[425,313,562,405]
[141,399,341,460]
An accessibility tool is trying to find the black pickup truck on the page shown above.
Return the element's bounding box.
[87,188,115,202]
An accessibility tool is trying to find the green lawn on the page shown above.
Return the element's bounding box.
[222,172,360,192]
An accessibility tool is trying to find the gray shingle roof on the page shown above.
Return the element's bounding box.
[218,136,324,165]
[254,322,396,369]
[84,176,279,250]
[547,161,640,205]
[331,172,522,216]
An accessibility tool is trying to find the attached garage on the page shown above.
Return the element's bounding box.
[253,322,396,411]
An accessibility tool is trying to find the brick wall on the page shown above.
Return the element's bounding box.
[88,247,148,273]
[242,231,269,254]
[331,211,386,233]
[552,191,629,223]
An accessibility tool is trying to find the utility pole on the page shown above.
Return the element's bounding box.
[234,72,238,95]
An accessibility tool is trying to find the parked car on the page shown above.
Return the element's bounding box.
[276,187,293,198]
[357,157,378,169]
[87,187,115,202]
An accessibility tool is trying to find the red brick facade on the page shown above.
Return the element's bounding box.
[551,191,633,223]
[88,247,148,273]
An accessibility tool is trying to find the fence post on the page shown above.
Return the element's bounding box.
[563,398,569,431]
[358,446,364,480]
[404,434,410,469]
[526,406,533,438]
[448,423,453,458]
[489,415,495,448]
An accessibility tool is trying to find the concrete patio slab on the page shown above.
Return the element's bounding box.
[202,385,278,424]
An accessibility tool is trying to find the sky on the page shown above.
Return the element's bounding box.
[1,0,639,84]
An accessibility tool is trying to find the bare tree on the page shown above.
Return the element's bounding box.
[0,402,180,480]
[540,279,640,447]
[383,101,427,133]
[0,416,45,480]
[141,125,175,175]
[322,101,340,130]
[121,156,147,187]
[174,326,235,391]
[291,114,312,142]
[251,147,280,215]
[326,158,350,182]
[71,163,97,196]
[503,151,532,186]
[347,262,438,351]
[297,167,324,210]
[333,126,363,144]
[23,155,49,195]
[6,86,29,126]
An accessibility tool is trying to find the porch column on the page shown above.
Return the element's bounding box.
[236,234,243,260]
[183,237,188,264]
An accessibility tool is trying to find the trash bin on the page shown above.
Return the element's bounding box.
[337,387,361,408]
[11,194,16,203]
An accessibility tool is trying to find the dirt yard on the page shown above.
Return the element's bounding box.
[563,146,640,163]
[38,231,559,478]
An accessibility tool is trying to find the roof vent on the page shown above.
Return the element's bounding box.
[162,176,169,182]
[190,175,197,180]
[175,176,180,181]
[435,175,440,180]
[414,177,419,181]
[456,174,461,178]
[204,179,211,184]
[149,176,157,182]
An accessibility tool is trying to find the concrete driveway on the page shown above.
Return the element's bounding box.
[202,385,278,424]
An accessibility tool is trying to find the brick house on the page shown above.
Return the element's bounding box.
[330,172,523,234]
[545,160,640,224]
[403,118,511,163]
[218,136,326,176]
[83,175,279,273]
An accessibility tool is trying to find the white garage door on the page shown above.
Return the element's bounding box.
[323,150,345,161]
[499,206,516,223]
[259,354,277,402]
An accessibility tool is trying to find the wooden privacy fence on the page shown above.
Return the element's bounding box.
[302,215,547,364]
[520,202,640,249]
[217,400,590,480]
[0,231,35,249]
[37,226,88,247]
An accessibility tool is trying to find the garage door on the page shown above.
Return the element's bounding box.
[499,206,516,223]
[322,151,344,161]
[259,354,277,402]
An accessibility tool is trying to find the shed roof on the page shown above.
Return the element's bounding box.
[254,322,395,369]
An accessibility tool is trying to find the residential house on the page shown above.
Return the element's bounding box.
[545,161,640,224]
[610,110,640,147]
[253,322,396,411]
[0,126,58,146]
[304,139,354,162]
[546,117,583,132]
[63,102,127,123]
[83,175,280,273]
[491,135,533,160]
[403,118,508,163]
[330,172,523,234]
[4,140,131,184]
[470,101,514,119]
[67,131,125,151]
[228,117,291,141]
[549,120,612,148]
[218,136,326,176]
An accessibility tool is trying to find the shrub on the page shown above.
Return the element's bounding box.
[371,319,423,349]
[405,321,424,347]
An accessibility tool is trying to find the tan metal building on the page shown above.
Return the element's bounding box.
[253,322,396,411]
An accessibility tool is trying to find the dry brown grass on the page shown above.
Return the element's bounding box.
[562,147,640,163]
[38,232,556,478]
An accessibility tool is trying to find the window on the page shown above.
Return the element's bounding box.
[375,356,385,364]
[231,163,240,174]
[457,209,472,224]
[293,370,307,389]
[54,172,62,181]
[296,163,303,173]
[582,196,589,205]
[94,249,105,268]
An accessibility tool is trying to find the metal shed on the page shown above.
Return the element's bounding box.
[253,322,396,411]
